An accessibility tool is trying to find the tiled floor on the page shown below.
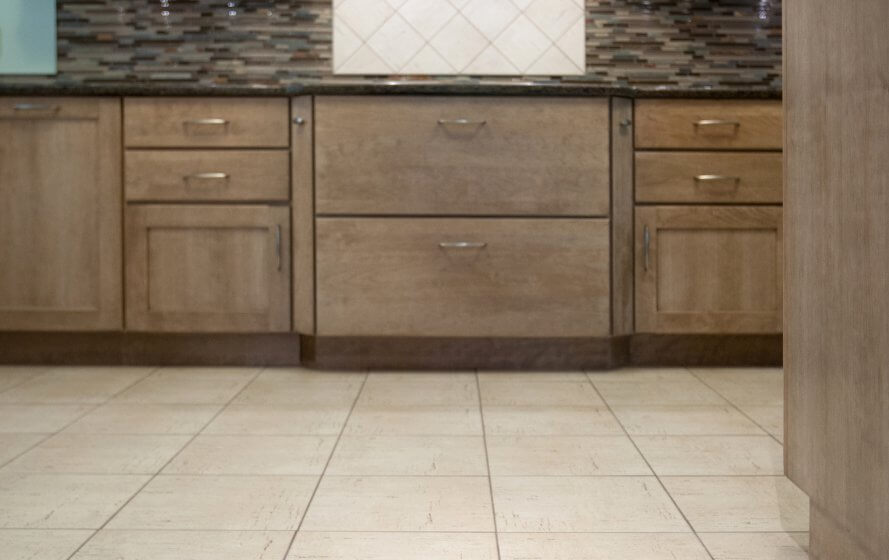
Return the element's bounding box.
[0,365,810,559]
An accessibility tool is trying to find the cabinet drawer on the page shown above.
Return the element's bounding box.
[126,205,291,332]
[315,96,610,216]
[635,152,783,204]
[0,97,103,120]
[126,150,290,202]
[635,100,783,150]
[316,218,610,337]
[124,97,289,148]
[636,206,783,334]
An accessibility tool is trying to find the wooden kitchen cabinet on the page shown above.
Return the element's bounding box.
[635,206,783,334]
[0,97,122,331]
[125,205,291,332]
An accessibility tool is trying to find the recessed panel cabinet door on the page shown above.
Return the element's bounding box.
[635,206,783,334]
[125,205,291,332]
[0,98,122,331]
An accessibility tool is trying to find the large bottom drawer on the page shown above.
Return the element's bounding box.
[316,218,610,337]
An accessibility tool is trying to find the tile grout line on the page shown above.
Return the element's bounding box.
[63,366,263,560]
[279,370,370,560]
[475,370,503,560]
[583,370,717,560]
[0,366,53,397]
[684,368,785,447]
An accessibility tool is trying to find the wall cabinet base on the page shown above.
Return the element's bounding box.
[0,333,780,369]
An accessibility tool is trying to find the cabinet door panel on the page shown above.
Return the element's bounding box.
[635,206,782,334]
[126,205,290,332]
[0,97,122,331]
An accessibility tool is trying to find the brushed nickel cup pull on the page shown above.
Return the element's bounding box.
[437,119,487,126]
[643,226,651,272]
[694,174,741,185]
[13,103,60,112]
[184,172,229,181]
[184,118,229,126]
[694,119,741,128]
[439,241,487,249]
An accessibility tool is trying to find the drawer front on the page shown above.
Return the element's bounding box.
[126,150,290,202]
[635,100,783,150]
[124,97,289,148]
[316,218,611,337]
[635,152,783,204]
[315,96,610,216]
[0,97,103,120]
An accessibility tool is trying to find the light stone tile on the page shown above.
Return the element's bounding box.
[332,15,362,69]
[402,44,456,74]
[483,406,623,436]
[428,14,488,72]
[73,530,292,560]
[486,435,651,476]
[398,0,457,40]
[113,368,258,404]
[460,0,520,41]
[345,405,482,436]
[662,476,810,532]
[590,369,726,406]
[336,44,393,74]
[524,0,585,41]
[65,403,222,435]
[205,404,351,435]
[612,405,766,436]
[527,45,583,75]
[289,531,499,560]
[0,473,149,529]
[479,379,603,406]
[492,14,552,72]
[691,368,784,405]
[164,435,335,475]
[4,434,189,474]
[699,532,810,560]
[358,372,477,406]
[0,367,49,393]
[234,369,363,406]
[366,13,425,72]
[336,0,394,41]
[740,404,785,441]
[0,404,92,433]
[634,435,785,476]
[0,434,45,465]
[0,368,154,404]
[478,371,589,383]
[492,476,690,532]
[302,476,494,532]
[0,529,92,560]
[327,435,487,476]
[498,533,712,560]
[108,475,317,530]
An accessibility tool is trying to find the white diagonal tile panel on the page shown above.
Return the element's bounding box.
[334,0,585,75]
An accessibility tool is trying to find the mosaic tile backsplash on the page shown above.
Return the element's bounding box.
[7,0,781,89]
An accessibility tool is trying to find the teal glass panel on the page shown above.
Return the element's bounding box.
[0,0,57,75]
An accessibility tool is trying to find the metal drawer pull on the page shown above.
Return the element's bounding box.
[274,225,282,271]
[184,172,229,181]
[694,119,741,128]
[439,241,487,249]
[694,174,741,184]
[437,119,487,126]
[293,117,306,125]
[13,103,59,112]
[184,118,229,125]
[643,226,651,272]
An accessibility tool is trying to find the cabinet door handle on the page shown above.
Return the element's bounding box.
[694,174,741,186]
[439,241,487,249]
[274,225,282,272]
[184,172,229,181]
[293,117,306,125]
[13,103,60,113]
[643,225,651,272]
[437,119,487,126]
[184,118,229,126]
[694,119,741,128]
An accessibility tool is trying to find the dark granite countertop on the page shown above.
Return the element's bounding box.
[0,79,782,99]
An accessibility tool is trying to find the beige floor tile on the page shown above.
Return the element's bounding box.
[483,406,623,436]
[108,475,317,530]
[487,435,651,476]
[289,532,499,560]
[72,530,293,560]
[0,473,149,529]
[327,435,487,476]
[479,379,604,406]
[0,404,92,433]
[234,369,363,406]
[590,369,726,406]
[634,435,785,476]
[498,533,712,560]
[662,476,809,532]
[691,368,784,405]
[302,476,494,532]
[492,476,689,532]
[205,404,350,435]
[0,367,49,393]
[740,404,785,442]
[345,405,482,436]
[65,403,222,435]
[0,367,154,404]
[113,368,258,404]
[479,371,589,383]
[612,405,766,435]
[0,434,45,465]
[164,435,335,475]
[4,433,189,474]
[700,532,810,560]
[357,372,477,406]
[0,529,92,560]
